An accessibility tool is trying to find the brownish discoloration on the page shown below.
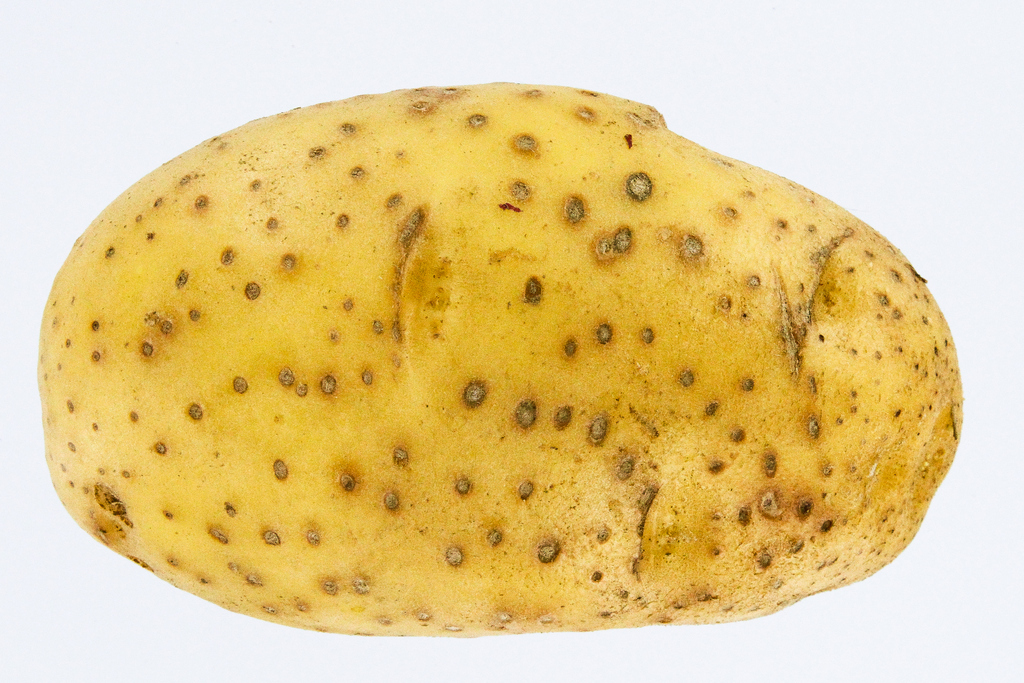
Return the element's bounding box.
[391,206,427,341]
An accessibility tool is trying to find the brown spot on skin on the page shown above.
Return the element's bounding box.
[738,507,751,526]
[625,172,653,201]
[487,529,503,546]
[467,114,487,128]
[730,427,746,443]
[188,404,203,421]
[510,181,530,201]
[321,375,337,394]
[808,416,821,439]
[518,481,534,500]
[266,217,279,230]
[705,401,720,417]
[92,351,101,362]
[641,327,654,344]
[564,196,586,224]
[462,380,487,408]
[129,411,138,422]
[514,135,537,153]
[455,477,471,495]
[309,147,326,159]
[339,123,356,136]
[67,400,74,413]
[263,530,281,546]
[91,320,99,331]
[537,540,561,563]
[232,377,248,394]
[141,342,153,357]
[748,275,761,288]
[386,194,402,209]
[564,338,578,357]
[225,503,236,517]
[209,528,229,544]
[194,196,208,211]
[249,180,262,191]
[361,369,373,386]
[681,235,704,259]
[279,368,295,387]
[553,406,572,430]
[221,249,234,265]
[759,490,782,519]
[588,415,609,446]
[797,499,814,518]
[820,519,834,532]
[763,451,777,478]
[296,383,307,397]
[336,214,350,229]
[757,549,773,569]
[322,580,339,595]
[596,323,613,345]
[679,369,695,387]
[445,547,464,566]
[352,577,370,594]
[161,320,173,335]
[350,167,365,179]
[393,447,409,467]
[306,530,321,546]
[339,473,356,491]
[384,491,400,511]
[273,459,288,480]
[515,400,537,428]
[577,107,595,121]
[708,459,725,474]
[613,227,632,254]
[245,282,261,300]
[597,527,611,543]
[617,456,635,481]
[591,571,603,582]
[741,378,754,392]
[524,277,543,304]
[281,254,296,270]
[189,309,200,321]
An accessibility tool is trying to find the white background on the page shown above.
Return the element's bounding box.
[2,1,1021,681]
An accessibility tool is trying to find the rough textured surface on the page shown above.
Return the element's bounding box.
[38,83,962,636]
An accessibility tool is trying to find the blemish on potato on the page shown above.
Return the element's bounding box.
[596,323,613,345]
[233,377,248,394]
[445,547,464,566]
[564,338,578,358]
[273,459,288,480]
[625,172,653,202]
[462,380,487,408]
[537,539,561,563]
[553,406,573,430]
[564,197,586,224]
[588,415,609,446]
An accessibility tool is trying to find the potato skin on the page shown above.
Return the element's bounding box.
[39,83,962,636]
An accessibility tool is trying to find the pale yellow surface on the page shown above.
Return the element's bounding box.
[39,84,962,635]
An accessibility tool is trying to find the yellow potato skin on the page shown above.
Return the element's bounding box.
[39,84,962,635]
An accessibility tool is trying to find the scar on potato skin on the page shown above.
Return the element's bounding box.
[391,206,427,341]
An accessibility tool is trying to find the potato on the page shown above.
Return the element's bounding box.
[38,83,962,636]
